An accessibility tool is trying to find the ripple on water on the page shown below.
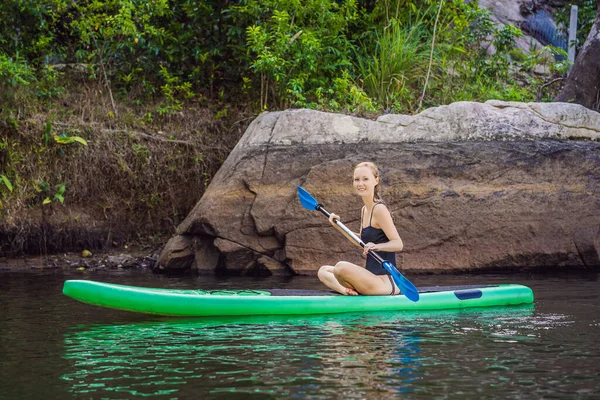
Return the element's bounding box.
[56,305,599,398]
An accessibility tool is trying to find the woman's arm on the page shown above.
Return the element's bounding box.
[364,205,404,253]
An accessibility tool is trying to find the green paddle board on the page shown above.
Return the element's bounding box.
[63,280,534,317]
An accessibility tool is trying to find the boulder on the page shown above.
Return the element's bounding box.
[477,0,554,55]
[158,101,600,275]
[156,235,195,272]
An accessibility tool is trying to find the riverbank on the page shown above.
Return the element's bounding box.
[0,245,159,273]
[0,86,255,259]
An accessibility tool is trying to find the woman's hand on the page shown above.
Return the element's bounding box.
[363,242,378,255]
[328,213,340,226]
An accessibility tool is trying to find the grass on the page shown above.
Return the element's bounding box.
[0,79,254,256]
[356,19,432,112]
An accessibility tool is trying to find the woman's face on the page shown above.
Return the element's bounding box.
[353,166,379,198]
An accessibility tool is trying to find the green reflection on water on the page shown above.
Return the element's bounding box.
[62,306,534,398]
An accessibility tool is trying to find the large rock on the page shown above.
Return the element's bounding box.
[478,0,568,52]
[157,101,600,275]
[478,0,546,54]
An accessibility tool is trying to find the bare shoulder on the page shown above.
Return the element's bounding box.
[373,203,400,240]
[373,203,392,218]
[372,203,393,226]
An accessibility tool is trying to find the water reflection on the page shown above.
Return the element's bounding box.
[61,306,535,398]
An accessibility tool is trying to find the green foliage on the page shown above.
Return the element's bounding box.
[1,175,13,192]
[239,0,359,110]
[0,53,36,118]
[353,1,532,112]
[69,0,172,91]
[0,54,35,87]
[53,183,66,204]
[446,5,520,78]
[132,143,150,162]
[54,133,88,146]
[42,119,53,144]
[556,0,598,51]
[156,66,194,116]
[37,181,66,205]
[355,18,431,110]
[0,1,66,121]
[0,54,63,124]
[0,0,66,64]
[0,137,16,208]
[424,3,529,108]
[329,71,377,113]
[0,0,570,116]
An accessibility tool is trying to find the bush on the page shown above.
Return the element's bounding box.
[239,0,359,110]
[0,0,562,116]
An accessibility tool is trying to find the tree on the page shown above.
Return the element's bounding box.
[555,1,600,111]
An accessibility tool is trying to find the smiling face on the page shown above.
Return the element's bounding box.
[353,165,379,199]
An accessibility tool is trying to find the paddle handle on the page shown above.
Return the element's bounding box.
[316,205,385,264]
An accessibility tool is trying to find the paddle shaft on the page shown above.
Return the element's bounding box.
[315,205,387,265]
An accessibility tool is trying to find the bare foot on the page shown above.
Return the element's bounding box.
[345,287,359,296]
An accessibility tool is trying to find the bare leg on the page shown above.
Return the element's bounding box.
[317,265,358,295]
[333,261,398,295]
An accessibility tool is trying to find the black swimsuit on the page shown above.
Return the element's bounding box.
[361,204,398,295]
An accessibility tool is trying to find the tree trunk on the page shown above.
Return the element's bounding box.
[555,6,600,111]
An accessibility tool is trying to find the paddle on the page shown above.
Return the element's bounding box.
[297,186,419,302]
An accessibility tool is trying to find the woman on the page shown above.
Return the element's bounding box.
[317,162,404,296]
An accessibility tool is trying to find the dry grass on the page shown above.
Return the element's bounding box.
[0,81,254,256]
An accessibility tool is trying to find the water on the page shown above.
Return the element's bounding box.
[1,269,599,399]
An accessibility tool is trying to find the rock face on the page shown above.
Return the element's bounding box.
[157,101,600,275]
[477,0,563,54]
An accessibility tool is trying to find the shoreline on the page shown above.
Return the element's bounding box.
[2,249,597,276]
[0,247,159,273]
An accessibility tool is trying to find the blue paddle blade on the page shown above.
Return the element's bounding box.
[382,261,420,302]
[297,186,319,211]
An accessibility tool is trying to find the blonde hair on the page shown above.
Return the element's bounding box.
[354,161,383,203]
